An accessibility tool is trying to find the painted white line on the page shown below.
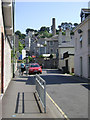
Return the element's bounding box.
[47,92,70,120]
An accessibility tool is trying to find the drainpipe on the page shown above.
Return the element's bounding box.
[13,35,15,78]
[1,33,4,93]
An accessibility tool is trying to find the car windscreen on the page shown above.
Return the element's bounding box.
[30,64,40,67]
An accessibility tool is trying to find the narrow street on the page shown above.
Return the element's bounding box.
[2,69,89,119]
[0,1,90,120]
[41,69,88,118]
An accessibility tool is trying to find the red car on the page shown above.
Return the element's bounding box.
[29,63,42,74]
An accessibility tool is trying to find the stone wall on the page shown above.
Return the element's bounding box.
[36,58,58,69]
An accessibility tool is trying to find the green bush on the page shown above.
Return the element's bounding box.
[39,55,44,58]
[28,56,33,62]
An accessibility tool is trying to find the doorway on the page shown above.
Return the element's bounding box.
[88,57,90,78]
[80,57,83,76]
[66,59,69,73]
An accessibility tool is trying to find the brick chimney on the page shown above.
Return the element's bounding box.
[52,18,56,36]
[58,26,62,45]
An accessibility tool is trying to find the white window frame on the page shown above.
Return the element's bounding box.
[49,41,53,46]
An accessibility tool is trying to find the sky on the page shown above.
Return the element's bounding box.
[15,2,89,34]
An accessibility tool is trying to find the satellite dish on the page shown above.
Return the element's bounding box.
[78,29,83,34]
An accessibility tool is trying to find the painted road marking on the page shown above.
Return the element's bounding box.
[46,92,70,120]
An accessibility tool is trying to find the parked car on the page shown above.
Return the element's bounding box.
[29,63,42,74]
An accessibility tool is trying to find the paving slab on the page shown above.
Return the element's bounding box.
[2,75,64,119]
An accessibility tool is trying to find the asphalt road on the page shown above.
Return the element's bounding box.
[40,69,89,119]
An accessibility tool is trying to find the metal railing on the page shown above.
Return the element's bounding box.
[35,74,46,113]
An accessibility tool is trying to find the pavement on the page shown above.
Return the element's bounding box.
[2,73,64,119]
[0,94,3,120]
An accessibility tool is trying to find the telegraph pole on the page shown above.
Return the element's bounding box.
[13,35,15,78]
[13,1,15,78]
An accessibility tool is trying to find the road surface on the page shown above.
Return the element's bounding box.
[40,69,88,119]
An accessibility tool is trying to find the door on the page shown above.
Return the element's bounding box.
[80,57,83,76]
[88,57,90,78]
[66,60,68,73]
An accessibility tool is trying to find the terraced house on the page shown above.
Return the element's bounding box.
[0,0,15,95]
[73,8,90,78]
[58,28,75,73]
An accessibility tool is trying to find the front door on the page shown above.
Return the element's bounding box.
[80,57,83,76]
[88,57,90,78]
[66,60,68,73]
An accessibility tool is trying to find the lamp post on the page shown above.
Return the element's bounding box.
[26,55,28,75]
[13,1,15,78]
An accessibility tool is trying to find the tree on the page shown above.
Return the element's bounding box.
[34,30,38,32]
[61,22,73,31]
[39,26,50,33]
[15,30,26,39]
[15,30,21,35]
[18,41,24,54]
[43,31,49,37]
[39,26,47,32]
[26,28,34,34]
[21,34,26,39]
[47,27,50,33]
[74,23,78,27]
[56,29,59,34]
[15,30,22,39]
[28,56,33,62]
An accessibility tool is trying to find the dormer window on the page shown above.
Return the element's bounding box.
[80,9,90,22]
[82,14,85,21]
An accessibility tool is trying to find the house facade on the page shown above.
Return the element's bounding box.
[0,0,15,94]
[73,9,90,78]
[58,29,75,73]
[45,35,59,58]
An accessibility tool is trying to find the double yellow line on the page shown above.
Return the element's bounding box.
[46,92,70,120]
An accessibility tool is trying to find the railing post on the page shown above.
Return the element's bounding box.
[35,74,46,113]
[44,82,46,113]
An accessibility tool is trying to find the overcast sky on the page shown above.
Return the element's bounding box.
[15,2,88,34]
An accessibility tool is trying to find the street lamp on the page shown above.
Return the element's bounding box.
[13,34,15,78]
[26,55,28,75]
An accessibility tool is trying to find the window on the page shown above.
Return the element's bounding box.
[88,30,90,44]
[50,49,53,53]
[75,38,77,51]
[56,49,58,53]
[82,14,85,21]
[80,57,83,76]
[49,41,53,46]
[80,35,82,48]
